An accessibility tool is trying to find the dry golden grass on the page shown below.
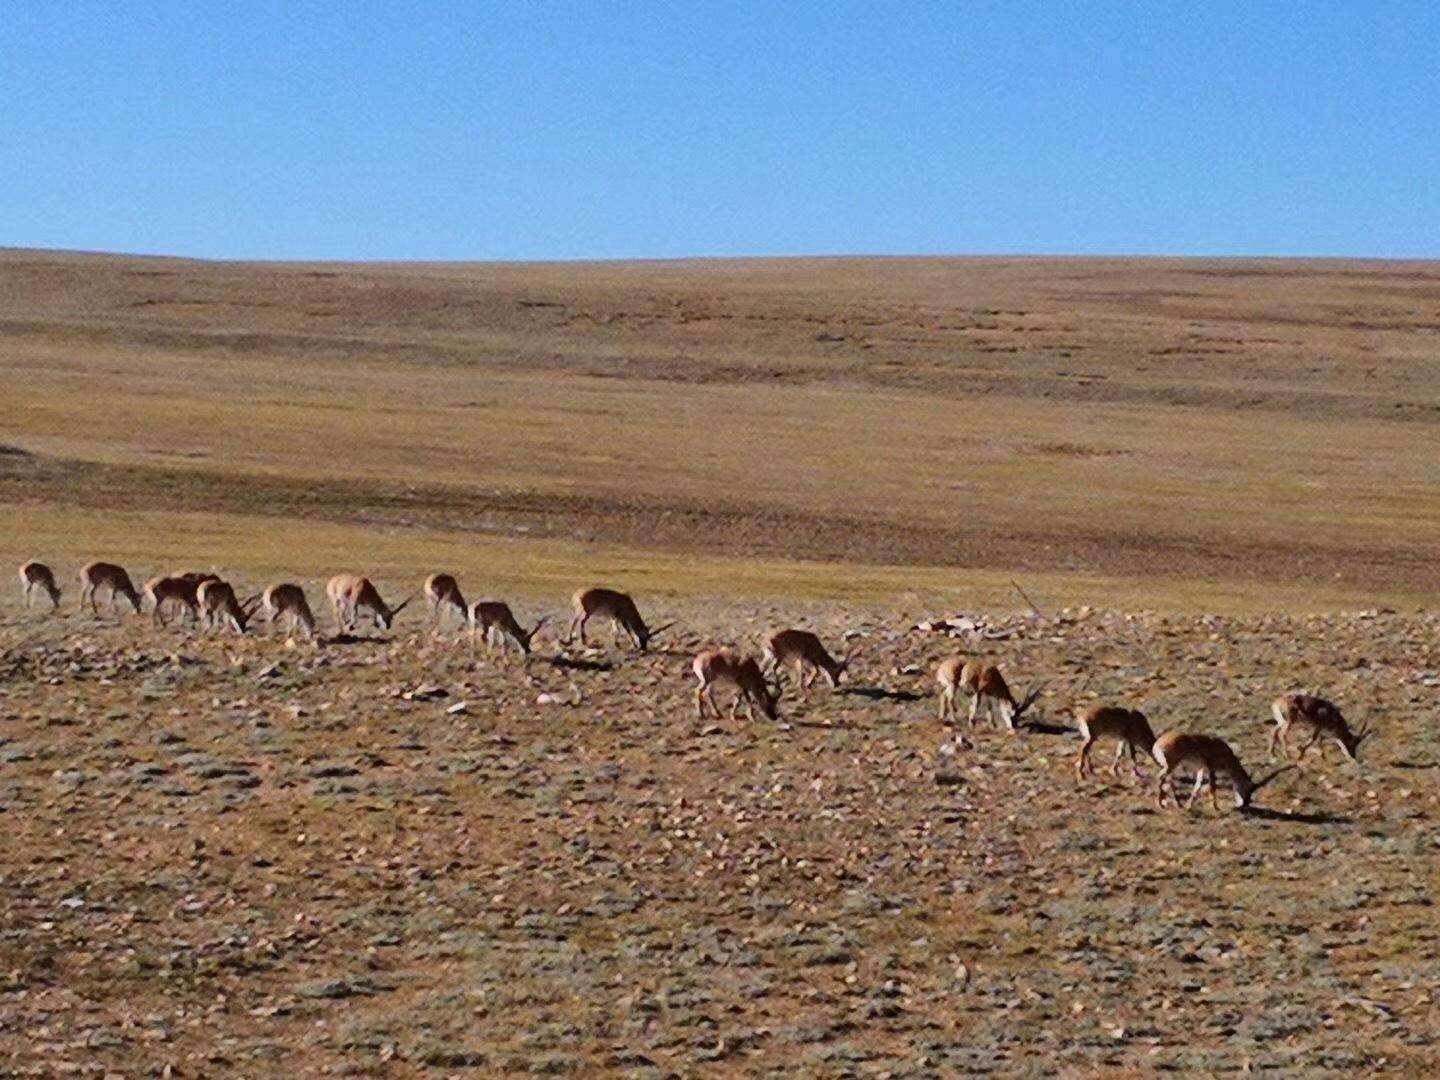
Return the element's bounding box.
[1,249,1437,610]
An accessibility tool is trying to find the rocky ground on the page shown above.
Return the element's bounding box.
[0,602,1437,1076]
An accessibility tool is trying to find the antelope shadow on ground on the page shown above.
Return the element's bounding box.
[840,685,925,703]
[324,633,393,646]
[549,654,614,672]
[1240,806,1354,826]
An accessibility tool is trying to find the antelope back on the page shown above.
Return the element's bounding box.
[935,655,967,687]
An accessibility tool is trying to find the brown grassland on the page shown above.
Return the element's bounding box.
[0,249,1438,1076]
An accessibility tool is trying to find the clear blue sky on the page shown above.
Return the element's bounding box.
[3,2,1436,261]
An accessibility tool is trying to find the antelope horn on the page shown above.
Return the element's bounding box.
[649,621,677,639]
[1017,682,1046,713]
[1251,764,1296,793]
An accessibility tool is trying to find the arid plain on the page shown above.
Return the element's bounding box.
[1,250,1438,1075]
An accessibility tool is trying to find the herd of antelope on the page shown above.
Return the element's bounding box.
[18,558,1370,814]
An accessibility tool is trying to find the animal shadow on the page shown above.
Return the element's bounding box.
[549,654,614,672]
[1240,806,1352,826]
[324,633,390,646]
[1020,719,1074,737]
[841,686,924,703]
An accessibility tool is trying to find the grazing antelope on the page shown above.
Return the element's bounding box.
[1152,730,1290,811]
[196,579,260,634]
[763,629,847,694]
[19,561,61,609]
[935,656,1040,731]
[79,562,142,615]
[693,649,779,722]
[1076,705,1156,780]
[424,573,468,630]
[262,583,317,639]
[326,574,413,632]
[144,575,206,627]
[1269,693,1369,763]
[469,600,547,659]
[567,587,671,652]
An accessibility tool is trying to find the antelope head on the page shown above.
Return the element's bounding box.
[1342,718,1372,762]
[378,595,415,631]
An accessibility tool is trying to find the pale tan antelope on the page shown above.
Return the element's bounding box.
[1269,693,1370,763]
[19,561,61,609]
[1076,705,1156,780]
[424,573,468,630]
[326,574,413,633]
[1152,730,1291,811]
[693,649,779,722]
[145,575,205,627]
[567,587,672,652]
[262,583,317,639]
[196,579,260,634]
[762,629,847,694]
[79,562,142,615]
[935,656,1040,731]
[469,600,547,659]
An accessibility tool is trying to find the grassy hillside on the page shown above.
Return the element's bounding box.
[2,249,1437,611]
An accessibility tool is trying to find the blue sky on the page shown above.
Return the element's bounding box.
[2,2,1436,260]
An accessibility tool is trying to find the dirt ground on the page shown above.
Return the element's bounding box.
[0,602,1437,1076]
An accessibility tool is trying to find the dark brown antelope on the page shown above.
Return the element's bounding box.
[1268,693,1370,763]
[197,579,261,634]
[692,649,779,722]
[469,600,547,659]
[143,575,203,626]
[19,561,61,609]
[1152,730,1291,811]
[567,587,672,652]
[1075,705,1156,780]
[79,562,142,615]
[262,583,317,639]
[762,629,847,694]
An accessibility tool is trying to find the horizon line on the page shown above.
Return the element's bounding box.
[3,245,1439,268]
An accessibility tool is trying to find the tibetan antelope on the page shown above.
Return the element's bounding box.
[469,600,547,659]
[1152,730,1291,811]
[197,579,260,634]
[567,587,672,652]
[19,561,61,609]
[262,583,317,639]
[144,574,212,627]
[693,649,779,722]
[762,629,847,694]
[1269,693,1370,763]
[424,573,468,631]
[79,562,142,615]
[1075,705,1156,780]
[326,574,413,633]
[935,656,1041,731]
